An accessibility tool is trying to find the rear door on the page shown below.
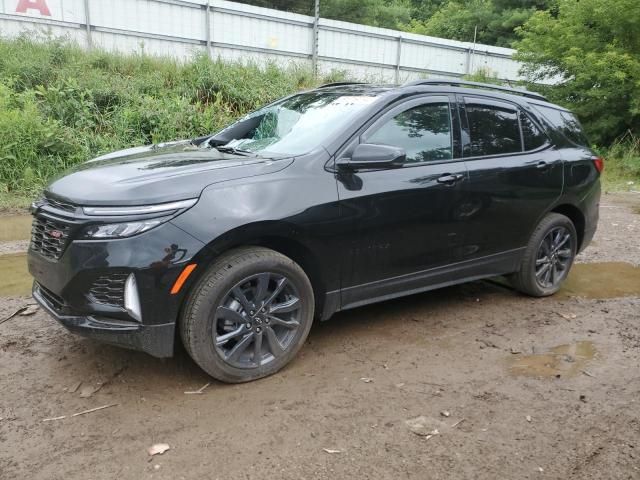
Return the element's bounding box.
[458,95,563,261]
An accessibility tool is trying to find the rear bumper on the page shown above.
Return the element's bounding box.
[578,179,601,253]
[33,283,175,357]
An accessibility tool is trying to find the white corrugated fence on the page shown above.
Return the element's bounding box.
[0,0,522,82]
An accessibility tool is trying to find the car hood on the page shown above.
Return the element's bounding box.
[45,140,294,206]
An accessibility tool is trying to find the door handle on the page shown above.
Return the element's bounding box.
[535,161,549,170]
[437,173,465,185]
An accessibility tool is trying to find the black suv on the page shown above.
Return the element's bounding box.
[28,80,601,382]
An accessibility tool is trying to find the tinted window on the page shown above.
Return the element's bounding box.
[520,112,547,151]
[465,102,521,156]
[531,105,589,146]
[366,103,452,163]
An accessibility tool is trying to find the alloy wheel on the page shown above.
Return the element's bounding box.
[213,272,302,369]
[535,226,573,289]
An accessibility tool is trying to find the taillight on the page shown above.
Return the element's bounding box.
[592,156,604,173]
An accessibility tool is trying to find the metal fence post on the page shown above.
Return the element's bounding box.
[395,36,402,84]
[205,0,211,58]
[312,0,320,77]
[83,0,92,49]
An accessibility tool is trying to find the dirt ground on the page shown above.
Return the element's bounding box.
[1,193,639,480]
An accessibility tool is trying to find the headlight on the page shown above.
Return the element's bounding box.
[81,198,198,239]
[83,219,165,239]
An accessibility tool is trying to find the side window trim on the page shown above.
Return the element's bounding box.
[360,95,460,166]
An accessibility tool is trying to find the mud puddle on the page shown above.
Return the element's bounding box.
[559,262,640,299]
[0,252,31,296]
[509,341,596,378]
[0,214,31,242]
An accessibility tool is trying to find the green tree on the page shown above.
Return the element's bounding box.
[515,0,640,145]
[320,0,412,29]
[403,0,550,47]
[237,0,412,29]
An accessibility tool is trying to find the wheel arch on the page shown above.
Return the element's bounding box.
[550,203,586,251]
[181,221,331,322]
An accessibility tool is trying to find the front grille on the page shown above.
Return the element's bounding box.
[44,197,76,213]
[30,217,73,260]
[88,274,128,308]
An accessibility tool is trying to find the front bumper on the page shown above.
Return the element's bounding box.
[27,214,206,357]
[33,283,175,357]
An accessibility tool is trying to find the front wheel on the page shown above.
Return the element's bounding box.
[510,213,577,297]
[180,247,314,383]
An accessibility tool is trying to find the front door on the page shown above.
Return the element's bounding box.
[336,95,469,308]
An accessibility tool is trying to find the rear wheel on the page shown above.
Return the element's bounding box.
[510,213,577,297]
[180,247,314,383]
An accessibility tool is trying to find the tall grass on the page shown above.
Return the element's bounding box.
[0,35,347,197]
[600,132,640,191]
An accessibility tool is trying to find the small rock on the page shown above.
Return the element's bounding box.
[153,465,160,471]
[360,377,373,383]
[526,415,532,422]
[440,410,450,418]
[579,394,587,403]
[405,416,445,438]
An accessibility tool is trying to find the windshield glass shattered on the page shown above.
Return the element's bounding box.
[217,91,377,156]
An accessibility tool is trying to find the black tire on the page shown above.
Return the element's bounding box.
[510,213,578,297]
[180,247,314,383]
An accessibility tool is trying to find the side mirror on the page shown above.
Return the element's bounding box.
[337,144,406,170]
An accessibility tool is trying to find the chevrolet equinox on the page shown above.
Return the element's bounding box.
[28,80,601,382]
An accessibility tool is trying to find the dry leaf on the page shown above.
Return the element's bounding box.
[148,443,171,456]
[68,381,82,393]
[184,382,211,394]
[322,448,341,454]
[19,305,39,316]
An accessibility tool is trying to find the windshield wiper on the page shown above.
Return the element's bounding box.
[213,145,257,157]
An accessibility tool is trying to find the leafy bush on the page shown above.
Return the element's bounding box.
[0,35,346,195]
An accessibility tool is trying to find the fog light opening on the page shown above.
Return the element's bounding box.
[124,273,142,322]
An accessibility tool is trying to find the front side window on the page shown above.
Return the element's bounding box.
[366,102,453,163]
[465,101,521,156]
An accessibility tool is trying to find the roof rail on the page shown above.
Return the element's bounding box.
[317,81,367,89]
[403,79,547,101]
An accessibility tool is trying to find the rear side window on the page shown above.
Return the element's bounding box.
[366,102,453,163]
[520,112,547,151]
[531,105,589,146]
[465,102,521,156]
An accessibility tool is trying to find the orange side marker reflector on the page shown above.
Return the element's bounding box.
[171,264,197,294]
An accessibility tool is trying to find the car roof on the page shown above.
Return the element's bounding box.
[314,80,568,112]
